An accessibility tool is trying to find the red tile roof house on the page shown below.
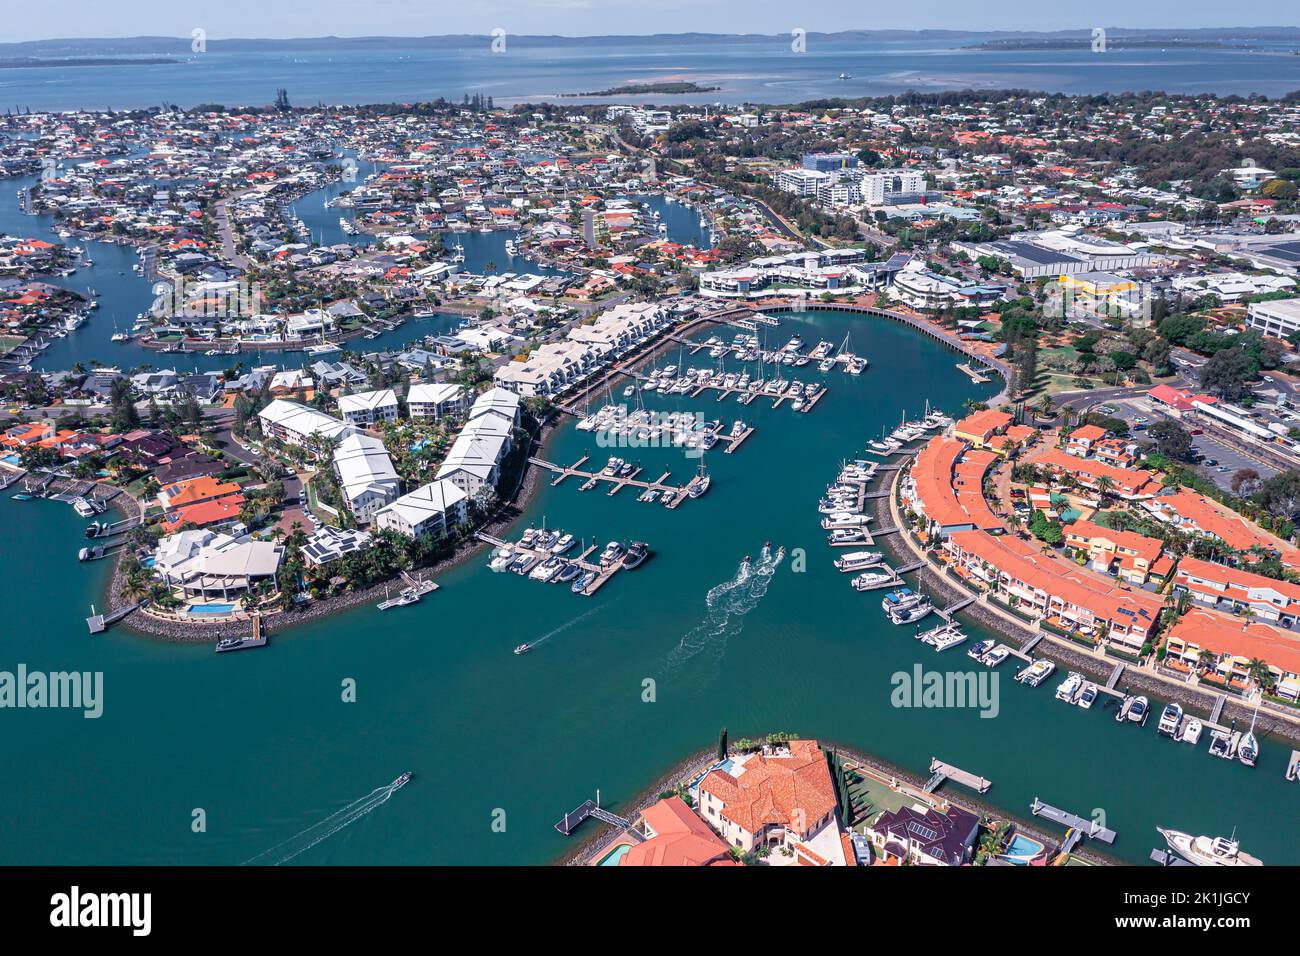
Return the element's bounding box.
[599,796,736,867]
[1173,557,1300,629]
[696,739,847,865]
[1065,423,1107,457]
[1165,609,1300,701]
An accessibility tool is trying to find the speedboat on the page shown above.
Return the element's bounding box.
[551,533,575,554]
[967,639,994,661]
[828,528,866,545]
[1127,695,1150,725]
[1077,682,1098,709]
[1055,672,1083,703]
[571,570,598,594]
[555,562,582,584]
[621,541,649,569]
[514,643,533,655]
[881,587,922,612]
[1016,659,1055,687]
[851,570,894,590]
[983,646,1010,668]
[1157,702,1183,738]
[1157,828,1262,867]
[488,548,515,572]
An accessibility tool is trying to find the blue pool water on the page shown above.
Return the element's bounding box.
[189,603,236,616]
[597,844,631,866]
[1000,833,1046,865]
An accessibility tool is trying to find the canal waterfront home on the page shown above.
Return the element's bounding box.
[1164,609,1300,701]
[696,740,847,864]
[952,408,1013,449]
[905,438,1002,537]
[865,802,980,866]
[592,796,735,867]
[153,529,284,604]
[1173,557,1300,628]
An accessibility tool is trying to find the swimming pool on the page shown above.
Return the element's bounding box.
[597,844,631,866]
[999,833,1046,865]
[189,603,236,616]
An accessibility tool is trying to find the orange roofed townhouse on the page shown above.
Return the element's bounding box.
[157,475,245,533]
[905,437,1002,538]
[1143,490,1295,568]
[1164,609,1300,701]
[1173,557,1300,629]
[595,796,736,866]
[1034,448,1162,499]
[1065,423,1108,457]
[1063,519,1172,587]
[952,408,1013,449]
[697,739,847,865]
[944,529,1165,651]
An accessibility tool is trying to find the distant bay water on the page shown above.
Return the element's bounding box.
[2,35,1299,112]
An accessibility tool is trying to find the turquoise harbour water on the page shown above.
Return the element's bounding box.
[2,308,1298,865]
[4,38,1300,112]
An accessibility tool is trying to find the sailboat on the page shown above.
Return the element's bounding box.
[687,454,711,498]
[1238,700,1261,767]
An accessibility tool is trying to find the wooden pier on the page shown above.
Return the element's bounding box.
[1030,798,1116,844]
[925,757,991,794]
[480,530,634,597]
[1105,662,1125,691]
[1209,694,1227,726]
[530,455,690,508]
[956,362,991,384]
[87,515,143,538]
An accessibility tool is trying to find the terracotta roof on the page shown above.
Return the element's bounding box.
[698,740,837,838]
[619,797,735,867]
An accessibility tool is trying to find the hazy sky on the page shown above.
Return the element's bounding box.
[4,0,1297,43]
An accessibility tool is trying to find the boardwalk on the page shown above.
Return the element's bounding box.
[554,799,633,836]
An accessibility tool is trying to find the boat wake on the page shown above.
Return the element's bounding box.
[241,777,408,866]
[524,604,603,651]
[664,545,783,675]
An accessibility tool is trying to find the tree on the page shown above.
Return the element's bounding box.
[1147,419,1194,461]
[1230,467,1261,497]
[1199,347,1255,401]
[1255,470,1300,524]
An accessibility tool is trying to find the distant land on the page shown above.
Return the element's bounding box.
[563,81,721,97]
[0,57,176,69]
[969,38,1251,51]
[3,27,1300,57]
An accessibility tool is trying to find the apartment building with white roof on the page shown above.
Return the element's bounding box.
[374,479,468,539]
[332,432,401,523]
[257,398,355,453]
[406,382,467,421]
[337,388,400,428]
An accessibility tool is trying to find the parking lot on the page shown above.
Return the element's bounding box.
[1098,397,1279,492]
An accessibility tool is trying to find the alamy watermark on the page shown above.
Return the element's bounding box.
[890,664,999,719]
[1,664,103,718]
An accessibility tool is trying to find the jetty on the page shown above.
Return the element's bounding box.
[554,795,634,836]
[478,531,632,597]
[956,362,991,384]
[924,757,991,794]
[377,575,437,610]
[530,455,689,508]
[86,601,142,634]
[1030,797,1116,844]
[1150,848,1193,866]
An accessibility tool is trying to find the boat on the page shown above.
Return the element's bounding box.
[488,549,515,572]
[835,550,883,572]
[1077,682,1098,709]
[889,601,932,625]
[304,342,342,356]
[599,541,625,565]
[1055,672,1083,703]
[827,528,866,545]
[622,541,649,569]
[1157,702,1183,738]
[393,771,413,788]
[215,635,266,653]
[851,570,894,591]
[110,331,131,343]
[1157,828,1262,867]
[1179,717,1203,745]
[555,562,582,584]
[514,643,533,655]
[968,639,994,661]
[1017,659,1055,687]
[881,587,923,613]
[551,533,575,554]
[983,646,1010,668]
[686,459,711,499]
[1239,702,1261,767]
[1209,728,1238,759]
[1127,695,1150,725]
[72,497,97,518]
[931,627,966,652]
[571,570,598,594]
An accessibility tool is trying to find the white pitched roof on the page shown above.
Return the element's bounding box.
[334,433,399,504]
[377,479,467,524]
[337,388,398,415]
